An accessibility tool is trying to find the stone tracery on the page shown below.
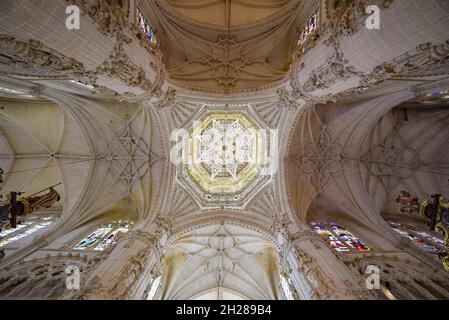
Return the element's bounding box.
[0,0,448,301]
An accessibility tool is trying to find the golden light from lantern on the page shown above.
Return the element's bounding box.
[185,112,266,195]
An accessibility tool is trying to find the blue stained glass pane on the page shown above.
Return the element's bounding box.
[138,9,156,44]
[298,13,318,45]
[351,239,369,251]
[331,225,347,231]
[73,224,113,250]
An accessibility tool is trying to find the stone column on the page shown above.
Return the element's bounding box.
[289,234,374,300]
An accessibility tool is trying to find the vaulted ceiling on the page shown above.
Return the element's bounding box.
[0,0,448,299]
[140,0,302,92]
[0,81,166,234]
[160,0,295,27]
[161,222,280,300]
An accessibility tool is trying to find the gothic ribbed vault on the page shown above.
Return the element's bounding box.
[0,0,448,302]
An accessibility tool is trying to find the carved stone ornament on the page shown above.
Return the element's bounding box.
[65,0,130,39]
[0,35,88,79]
[303,41,364,92]
[359,40,449,88]
[292,125,343,193]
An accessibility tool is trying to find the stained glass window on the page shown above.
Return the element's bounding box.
[69,80,94,90]
[0,86,34,98]
[0,216,55,248]
[298,13,318,46]
[94,225,130,251]
[73,221,131,251]
[280,274,294,300]
[428,90,449,99]
[138,9,157,45]
[388,221,448,253]
[147,276,161,300]
[311,222,370,253]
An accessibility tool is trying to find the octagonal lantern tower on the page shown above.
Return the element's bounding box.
[174,104,277,210]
